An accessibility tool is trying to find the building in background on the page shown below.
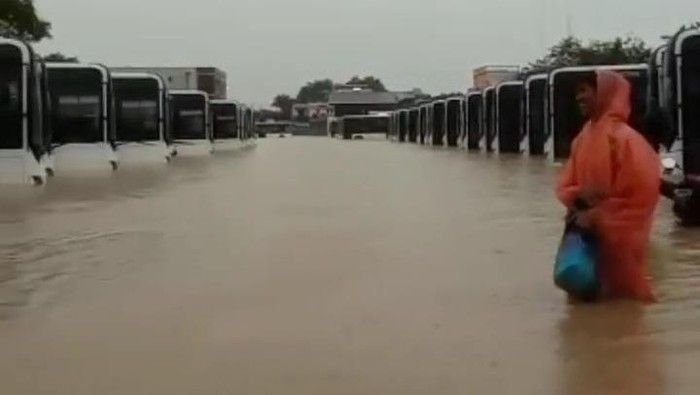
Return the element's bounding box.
[473,65,520,89]
[328,88,398,117]
[291,103,334,136]
[292,102,334,121]
[110,67,227,99]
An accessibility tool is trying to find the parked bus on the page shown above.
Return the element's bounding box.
[244,106,255,144]
[47,63,118,173]
[546,64,649,161]
[418,105,428,144]
[431,100,446,146]
[446,97,463,147]
[408,108,419,143]
[660,28,700,224]
[496,81,524,154]
[423,104,433,145]
[483,87,497,152]
[460,98,469,146]
[210,100,242,151]
[398,110,408,142]
[339,113,391,139]
[112,72,172,164]
[169,90,212,155]
[524,74,548,156]
[238,104,248,140]
[466,91,482,151]
[0,38,52,184]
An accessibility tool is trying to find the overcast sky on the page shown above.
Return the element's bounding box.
[35,0,696,107]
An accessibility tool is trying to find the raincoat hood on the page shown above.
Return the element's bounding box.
[593,70,631,123]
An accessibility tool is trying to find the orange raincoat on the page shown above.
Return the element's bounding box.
[556,70,660,302]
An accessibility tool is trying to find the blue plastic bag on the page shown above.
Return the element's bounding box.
[554,225,600,300]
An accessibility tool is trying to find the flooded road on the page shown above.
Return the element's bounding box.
[1,137,700,394]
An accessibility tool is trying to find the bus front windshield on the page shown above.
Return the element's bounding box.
[114,79,160,142]
[213,104,238,139]
[0,45,23,149]
[49,68,104,145]
[172,95,206,140]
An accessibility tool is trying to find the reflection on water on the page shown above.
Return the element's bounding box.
[557,303,664,395]
[0,138,699,394]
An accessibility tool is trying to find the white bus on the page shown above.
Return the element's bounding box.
[465,91,483,151]
[0,38,50,184]
[546,64,649,162]
[46,63,118,173]
[430,100,446,146]
[210,100,243,151]
[495,81,524,154]
[445,97,464,147]
[482,86,497,152]
[524,74,548,156]
[112,72,172,164]
[169,90,212,155]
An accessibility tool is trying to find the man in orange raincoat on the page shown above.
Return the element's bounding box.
[556,70,661,302]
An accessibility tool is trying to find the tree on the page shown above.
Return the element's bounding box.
[346,75,387,92]
[296,79,333,103]
[44,52,78,62]
[0,0,52,42]
[530,35,651,72]
[272,94,295,120]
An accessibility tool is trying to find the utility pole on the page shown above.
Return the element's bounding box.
[564,0,573,37]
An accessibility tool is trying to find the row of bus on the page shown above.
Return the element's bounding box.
[0,37,256,185]
[388,65,650,158]
[386,27,700,224]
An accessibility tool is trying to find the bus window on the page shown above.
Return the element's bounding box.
[551,67,648,159]
[446,99,461,146]
[681,35,700,174]
[212,103,238,139]
[114,78,160,142]
[48,68,104,145]
[171,94,207,140]
[497,83,523,153]
[527,77,547,155]
[467,93,482,150]
[0,45,23,149]
[484,89,496,151]
[432,102,446,146]
[29,59,45,158]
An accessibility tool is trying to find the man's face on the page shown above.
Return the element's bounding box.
[576,83,597,118]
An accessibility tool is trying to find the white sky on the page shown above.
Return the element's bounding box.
[35,0,698,107]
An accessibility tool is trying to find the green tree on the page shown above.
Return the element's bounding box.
[530,35,651,72]
[296,79,333,103]
[346,75,387,92]
[44,52,78,62]
[0,0,52,42]
[272,94,295,120]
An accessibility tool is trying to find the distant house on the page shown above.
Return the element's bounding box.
[328,89,399,117]
[473,65,520,90]
[292,102,334,121]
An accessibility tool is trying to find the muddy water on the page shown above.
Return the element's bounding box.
[1,137,699,394]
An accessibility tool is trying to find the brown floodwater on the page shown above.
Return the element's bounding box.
[1,137,700,394]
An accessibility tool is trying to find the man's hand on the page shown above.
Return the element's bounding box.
[572,209,597,230]
[579,187,607,207]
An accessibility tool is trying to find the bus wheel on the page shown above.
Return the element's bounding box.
[110,161,119,171]
[31,175,44,186]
